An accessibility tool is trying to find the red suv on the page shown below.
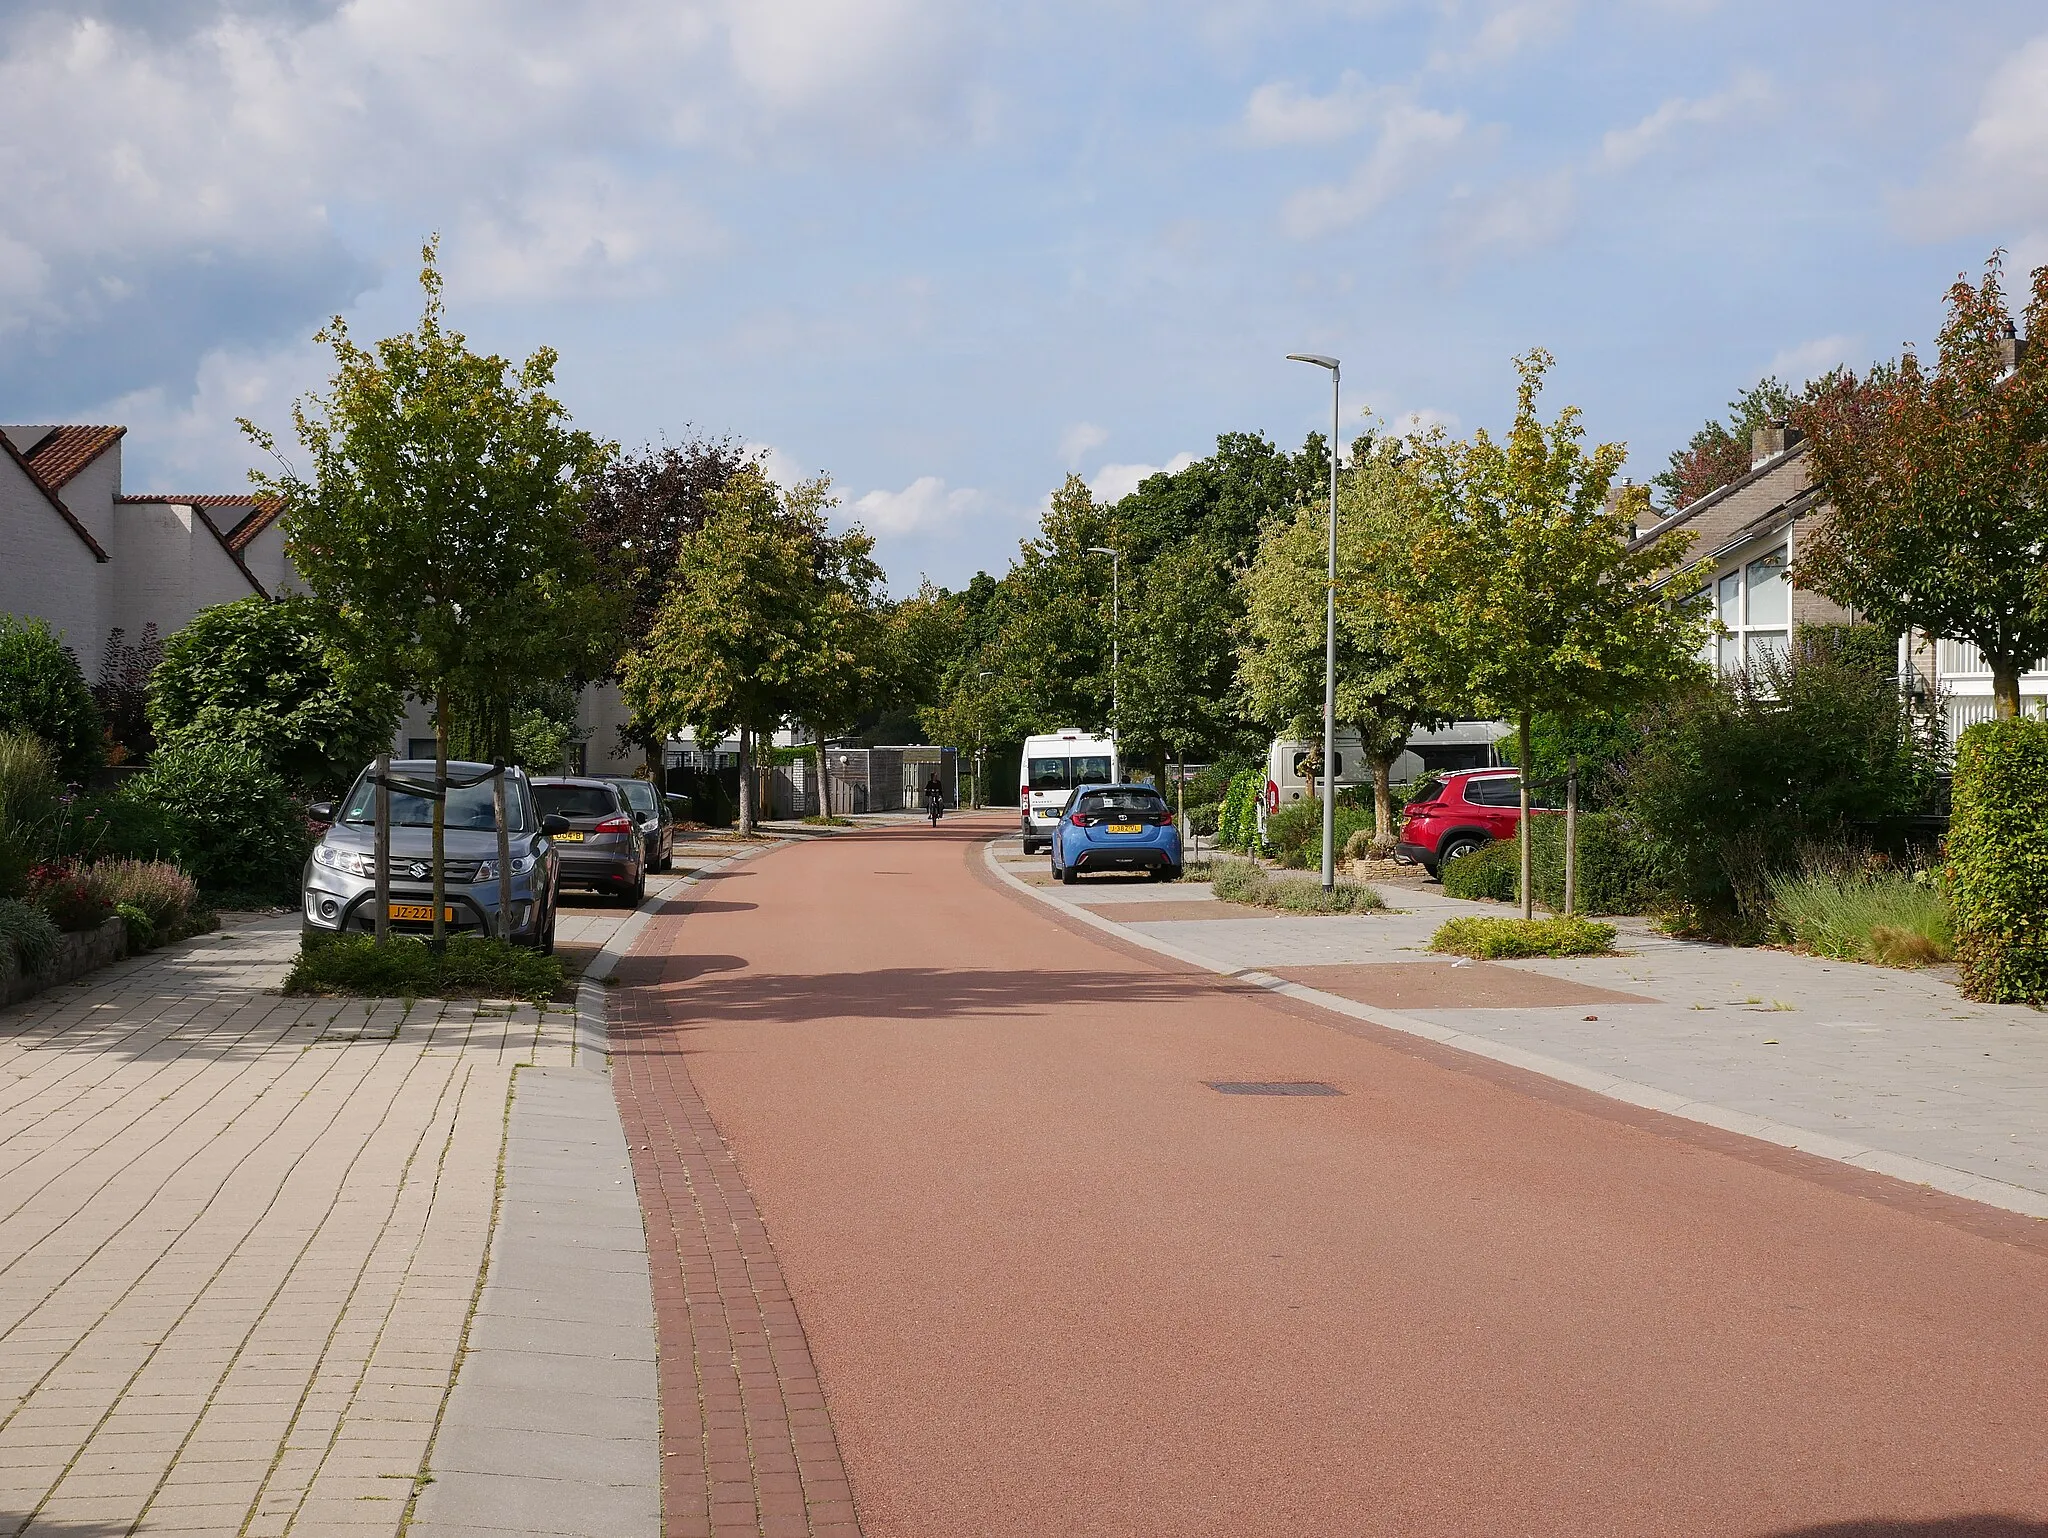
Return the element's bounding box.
[1396,769,1541,878]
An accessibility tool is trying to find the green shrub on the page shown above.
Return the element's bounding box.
[29,865,111,933]
[1217,770,1260,851]
[284,933,565,1002]
[0,896,61,975]
[1429,915,1617,958]
[1525,812,1659,916]
[1949,718,2048,1002]
[114,902,155,952]
[1442,839,1519,902]
[149,596,402,795]
[126,739,310,901]
[1769,866,1952,967]
[0,617,105,782]
[0,730,61,831]
[86,858,199,932]
[1265,797,1376,870]
[1185,800,1222,838]
[50,791,175,863]
[1209,857,1384,913]
[1621,650,1946,930]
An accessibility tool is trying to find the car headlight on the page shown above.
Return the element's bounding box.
[312,845,374,876]
[474,854,536,883]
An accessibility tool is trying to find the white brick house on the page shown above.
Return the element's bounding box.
[0,423,294,679]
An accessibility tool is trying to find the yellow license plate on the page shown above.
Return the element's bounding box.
[388,903,455,922]
[554,830,585,842]
[1107,823,1142,834]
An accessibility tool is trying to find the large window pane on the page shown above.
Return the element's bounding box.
[1746,630,1790,669]
[1745,546,1789,626]
[1717,572,1741,628]
[1718,634,1742,673]
[1027,757,1070,791]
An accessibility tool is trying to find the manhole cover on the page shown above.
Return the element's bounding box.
[1205,1081,1344,1096]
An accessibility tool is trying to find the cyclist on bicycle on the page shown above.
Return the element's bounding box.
[924,773,945,825]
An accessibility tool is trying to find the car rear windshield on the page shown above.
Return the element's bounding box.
[611,779,657,813]
[1077,789,1166,818]
[341,773,530,830]
[535,784,620,819]
[1404,780,1445,807]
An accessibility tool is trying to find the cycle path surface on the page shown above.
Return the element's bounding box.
[612,811,2048,1538]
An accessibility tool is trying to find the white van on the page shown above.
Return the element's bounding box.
[1264,732,1370,816]
[1019,729,1119,853]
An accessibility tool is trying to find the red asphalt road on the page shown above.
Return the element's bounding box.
[623,816,2048,1538]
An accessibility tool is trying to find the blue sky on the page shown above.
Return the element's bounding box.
[4,0,2046,592]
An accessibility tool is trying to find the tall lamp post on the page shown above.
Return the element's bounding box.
[1087,545,1121,759]
[1286,352,1340,892]
[975,669,993,809]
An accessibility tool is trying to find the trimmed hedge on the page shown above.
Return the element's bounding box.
[1217,769,1261,852]
[1442,839,1519,902]
[285,934,566,1002]
[1950,718,2048,1002]
[1438,816,1658,915]
[1429,915,1617,959]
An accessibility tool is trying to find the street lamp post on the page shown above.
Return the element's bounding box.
[975,669,993,810]
[1286,352,1340,892]
[1087,545,1121,757]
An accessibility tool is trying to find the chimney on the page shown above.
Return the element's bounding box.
[1751,418,1802,468]
[1998,319,2028,376]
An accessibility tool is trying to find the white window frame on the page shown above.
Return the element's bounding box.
[1711,543,1791,674]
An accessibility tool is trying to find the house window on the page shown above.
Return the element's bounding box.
[1712,544,1789,673]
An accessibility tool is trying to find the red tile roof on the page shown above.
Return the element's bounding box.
[117,494,285,552]
[1,432,108,562]
[118,492,263,507]
[22,425,124,489]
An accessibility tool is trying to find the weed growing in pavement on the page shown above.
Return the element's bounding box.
[284,933,565,1003]
[1429,915,1617,959]
[1210,858,1386,914]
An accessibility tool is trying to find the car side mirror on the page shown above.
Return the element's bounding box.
[541,814,571,837]
[307,802,335,823]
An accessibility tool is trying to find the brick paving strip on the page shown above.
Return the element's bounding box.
[985,837,2048,1221]
[610,846,862,1538]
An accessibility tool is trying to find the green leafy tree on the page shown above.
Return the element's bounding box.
[0,615,105,782]
[245,238,612,944]
[1652,377,1798,509]
[149,596,402,795]
[1403,350,1708,917]
[623,467,856,833]
[1796,253,2048,719]
[1120,536,1243,804]
[788,519,890,817]
[1240,440,1446,845]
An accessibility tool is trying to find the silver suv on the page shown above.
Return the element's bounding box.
[302,760,561,950]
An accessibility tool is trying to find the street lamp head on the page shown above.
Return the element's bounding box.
[1087,546,1116,557]
[1287,353,1340,373]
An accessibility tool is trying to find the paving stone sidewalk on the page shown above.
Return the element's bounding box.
[990,844,2048,1219]
[0,878,680,1538]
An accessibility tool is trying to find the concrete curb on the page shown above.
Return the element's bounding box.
[982,838,2048,1223]
[571,841,790,1070]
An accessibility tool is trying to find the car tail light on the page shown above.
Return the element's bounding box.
[1161,812,1174,826]
[1069,813,1086,826]
[595,814,633,833]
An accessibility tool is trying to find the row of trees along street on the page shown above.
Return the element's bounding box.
[924,253,2048,943]
[246,241,927,947]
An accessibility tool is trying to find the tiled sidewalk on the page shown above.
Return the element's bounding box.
[0,913,607,1538]
[990,843,2048,1220]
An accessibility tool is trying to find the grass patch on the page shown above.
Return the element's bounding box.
[1768,869,1953,967]
[801,814,853,826]
[1210,858,1386,914]
[1429,915,1617,959]
[284,933,565,1002]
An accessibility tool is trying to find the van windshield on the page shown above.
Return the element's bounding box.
[1071,755,1112,785]
[1028,757,1071,791]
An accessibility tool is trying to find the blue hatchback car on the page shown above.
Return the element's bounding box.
[1049,782,1183,884]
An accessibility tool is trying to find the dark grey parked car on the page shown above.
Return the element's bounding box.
[301,760,561,949]
[532,777,647,904]
[602,775,675,871]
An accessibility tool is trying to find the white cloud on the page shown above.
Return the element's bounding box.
[1243,72,1380,146]
[94,337,323,493]
[1088,453,1197,503]
[1441,168,1576,261]
[1059,422,1110,467]
[1764,333,1856,385]
[1600,69,1770,169]
[1282,97,1467,239]
[851,475,986,535]
[1899,32,2048,238]
[1431,0,1575,70]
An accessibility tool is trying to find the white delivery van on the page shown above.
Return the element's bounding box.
[1264,732,1369,816]
[1019,729,1119,853]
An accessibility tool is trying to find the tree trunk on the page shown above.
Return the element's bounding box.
[374,751,391,946]
[432,691,449,951]
[644,729,663,785]
[1175,747,1186,861]
[1372,756,1394,844]
[1518,707,1534,922]
[737,726,755,835]
[814,728,831,820]
[494,765,512,942]
[1994,662,2022,719]
[1564,765,1578,918]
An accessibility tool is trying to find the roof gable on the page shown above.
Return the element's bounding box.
[0,431,109,562]
[23,425,124,489]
